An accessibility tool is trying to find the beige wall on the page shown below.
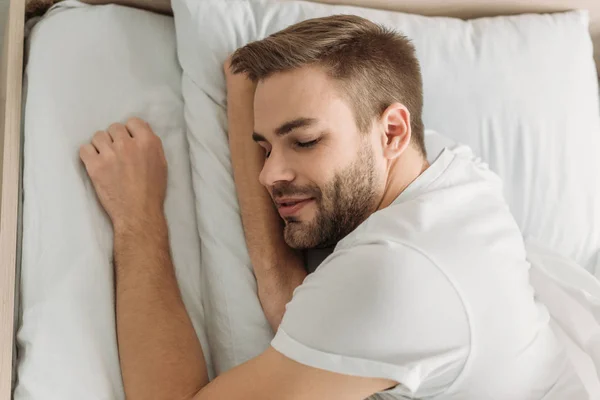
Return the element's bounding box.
[0,0,9,206]
[0,0,8,39]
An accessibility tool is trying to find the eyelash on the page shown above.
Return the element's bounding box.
[263,139,320,158]
[295,139,319,149]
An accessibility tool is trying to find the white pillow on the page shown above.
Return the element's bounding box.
[172,0,600,372]
[16,2,212,398]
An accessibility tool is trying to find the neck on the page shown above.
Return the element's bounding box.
[377,150,429,211]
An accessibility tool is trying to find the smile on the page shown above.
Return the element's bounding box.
[276,198,314,217]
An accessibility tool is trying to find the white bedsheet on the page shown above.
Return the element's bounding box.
[13,2,600,399]
[526,239,600,398]
[15,2,212,398]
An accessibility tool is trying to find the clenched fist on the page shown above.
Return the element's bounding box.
[80,117,167,231]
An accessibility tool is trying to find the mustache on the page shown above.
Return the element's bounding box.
[271,182,321,200]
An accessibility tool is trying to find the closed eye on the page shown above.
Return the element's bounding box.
[296,139,320,149]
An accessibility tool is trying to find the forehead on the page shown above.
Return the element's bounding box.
[253,66,356,135]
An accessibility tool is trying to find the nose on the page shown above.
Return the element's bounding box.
[259,150,295,188]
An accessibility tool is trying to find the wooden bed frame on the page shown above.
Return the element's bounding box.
[1,0,599,398]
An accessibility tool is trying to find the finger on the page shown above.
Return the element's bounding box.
[79,143,98,165]
[91,130,113,154]
[107,123,131,142]
[125,117,151,139]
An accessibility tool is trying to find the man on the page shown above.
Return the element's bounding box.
[80,15,584,400]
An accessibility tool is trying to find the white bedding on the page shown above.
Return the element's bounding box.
[526,239,600,398]
[15,2,212,398]
[13,0,600,398]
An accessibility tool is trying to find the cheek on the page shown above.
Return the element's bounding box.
[284,136,360,186]
[287,149,333,187]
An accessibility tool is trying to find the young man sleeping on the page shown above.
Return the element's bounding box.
[79,15,585,400]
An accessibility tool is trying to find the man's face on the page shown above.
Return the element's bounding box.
[253,66,383,249]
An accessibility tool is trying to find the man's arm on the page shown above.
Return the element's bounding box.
[80,118,208,400]
[191,347,396,400]
[114,217,208,400]
[225,60,306,331]
[113,219,394,400]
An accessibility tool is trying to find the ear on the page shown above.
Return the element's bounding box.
[380,103,411,160]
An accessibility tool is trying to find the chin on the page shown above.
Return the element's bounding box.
[283,222,317,250]
[283,209,315,226]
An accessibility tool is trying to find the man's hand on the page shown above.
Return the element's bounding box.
[79,117,167,230]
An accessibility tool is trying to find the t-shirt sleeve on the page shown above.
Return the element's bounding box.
[271,241,470,397]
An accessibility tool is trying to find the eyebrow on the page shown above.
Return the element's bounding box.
[252,117,317,143]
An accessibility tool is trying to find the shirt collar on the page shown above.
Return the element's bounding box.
[392,147,455,205]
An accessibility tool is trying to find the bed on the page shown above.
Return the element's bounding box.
[1,0,600,399]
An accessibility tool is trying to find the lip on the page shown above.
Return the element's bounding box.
[276,198,314,217]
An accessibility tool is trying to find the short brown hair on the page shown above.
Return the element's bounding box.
[230,14,426,157]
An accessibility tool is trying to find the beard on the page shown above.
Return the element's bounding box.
[274,146,380,249]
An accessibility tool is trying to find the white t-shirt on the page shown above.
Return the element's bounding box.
[271,145,586,399]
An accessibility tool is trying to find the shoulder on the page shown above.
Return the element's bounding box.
[296,239,465,300]
[283,240,470,350]
[274,241,471,395]
[302,240,450,295]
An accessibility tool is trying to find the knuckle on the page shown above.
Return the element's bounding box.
[108,122,125,134]
[140,132,159,147]
[153,137,165,153]
[113,137,126,149]
[87,163,101,178]
[125,116,146,131]
[92,130,105,140]
[126,116,144,125]
[103,149,117,160]
[79,144,96,162]
[150,134,162,146]
[136,133,150,146]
